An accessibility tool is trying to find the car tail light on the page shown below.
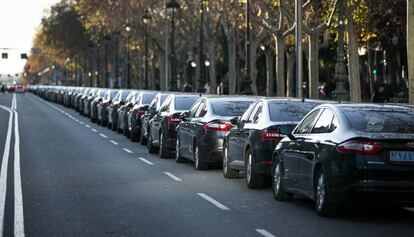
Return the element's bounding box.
[167,116,181,125]
[204,122,232,131]
[337,140,383,155]
[135,109,146,120]
[260,130,282,142]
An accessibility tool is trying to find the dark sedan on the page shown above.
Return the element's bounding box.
[90,89,108,123]
[97,89,118,126]
[83,88,99,118]
[107,90,131,131]
[223,99,325,188]
[273,104,414,216]
[140,93,168,145]
[176,96,255,170]
[116,90,140,134]
[127,91,157,142]
[147,94,200,158]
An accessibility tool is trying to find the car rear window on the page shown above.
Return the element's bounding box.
[121,91,130,100]
[175,96,198,110]
[142,93,156,104]
[343,109,414,133]
[268,102,321,122]
[211,101,253,117]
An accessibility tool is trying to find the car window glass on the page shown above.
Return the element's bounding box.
[248,102,262,122]
[241,102,256,122]
[175,96,199,111]
[195,102,206,118]
[294,109,321,134]
[312,109,334,134]
[252,106,262,123]
[330,116,339,132]
[188,101,201,118]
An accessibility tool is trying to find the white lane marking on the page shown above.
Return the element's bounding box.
[256,229,276,237]
[0,105,13,235]
[122,148,133,154]
[91,129,98,132]
[74,119,79,122]
[79,121,84,125]
[99,133,108,138]
[197,193,230,211]
[163,172,182,182]
[110,140,119,145]
[13,109,25,237]
[138,157,154,165]
[85,124,91,128]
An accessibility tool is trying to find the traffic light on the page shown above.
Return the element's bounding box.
[372,68,377,75]
[1,53,7,59]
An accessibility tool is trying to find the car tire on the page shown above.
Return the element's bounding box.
[314,168,338,217]
[123,120,130,138]
[147,131,158,154]
[175,136,186,163]
[140,127,147,145]
[223,146,239,179]
[246,149,265,189]
[194,144,208,170]
[159,132,171,158]
[272,158,292,201]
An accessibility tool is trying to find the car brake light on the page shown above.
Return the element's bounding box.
[204,122,232,131]
[167,116,181,125]
[337,140,383,155]
[260,130,282,142]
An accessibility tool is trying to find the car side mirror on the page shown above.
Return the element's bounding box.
[230,117,240,125]
[180,112,189,121]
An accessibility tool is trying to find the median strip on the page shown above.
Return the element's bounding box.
[197,193,230,211]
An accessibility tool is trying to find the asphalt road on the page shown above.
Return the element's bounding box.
[0,92,414,237]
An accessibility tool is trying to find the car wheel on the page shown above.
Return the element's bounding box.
[140,126,147,145]
[314,168,338,217]
[246,149,265,189]
[130,120,139,142]
[194,144,208,170]
[123,120,130,138]
[159,132,171,158]
[223,146,239,178]
[272,159,292,201]
[147,131,158,154]
[175,136,186,163]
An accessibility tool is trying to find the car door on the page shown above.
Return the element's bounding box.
[180,101,201,158]
[188,101,206,157]
[282,109,322,191]
[239,103,262,160]
[152,96,172,145]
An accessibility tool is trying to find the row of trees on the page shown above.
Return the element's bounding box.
[25,0,414,103]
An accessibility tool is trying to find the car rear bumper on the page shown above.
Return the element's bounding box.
[199,137,224,164]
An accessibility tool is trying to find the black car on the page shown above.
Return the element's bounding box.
[97,89,118,126]
[77,88,90,113]
[116,90,141,134]
[223,98,325,188]
[90,89,107,122]
[140,93,168,145]
[147,94,200,158]
[273,104,414,216]
[127,91,157,142]
[176,96,255,170]
[107,90,131,131]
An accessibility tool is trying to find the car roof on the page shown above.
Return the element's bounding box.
[328,103,412,111]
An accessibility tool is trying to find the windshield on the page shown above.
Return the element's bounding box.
[343,109,414,134]
[268,102,322,122]
[175,96,198,110]
[211,100,253,117]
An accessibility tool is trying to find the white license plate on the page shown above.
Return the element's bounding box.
[390,151,414,162]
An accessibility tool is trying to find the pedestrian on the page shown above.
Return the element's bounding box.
[371,84,389,103]
[204,82,211,94]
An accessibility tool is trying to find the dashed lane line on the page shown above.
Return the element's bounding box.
[91,129,98,132]
[110,140,119,145]
[197,193,230,211]
[99,133,108,138]
[123,148,133,154]
[138,157,154,165]
[256,229,276,237]
[163,172,182,182]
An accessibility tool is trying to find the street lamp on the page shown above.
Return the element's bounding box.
[143,10,151,90]
[166,0,180,91]
[125,24,131,88]
[242,0,252,95]
[204,60,210,67]
[333,0,349,101]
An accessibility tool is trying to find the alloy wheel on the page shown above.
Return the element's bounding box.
[273,163,281,195]
[246,153,252,184]
[316,173,326,211]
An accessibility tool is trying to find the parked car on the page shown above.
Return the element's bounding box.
[140,93,168,145]
[15,84,25,93]
[78,88,91,115]
[83,88,98,117]
[107,90,131,131]
[176,96,255,169]
[223,98,326,188]
[116,90,141,134]
[90,89,108,123]
[127,91,157,142]
[272,104,414,216]
[97,89,118,126]
[147,94,200,158]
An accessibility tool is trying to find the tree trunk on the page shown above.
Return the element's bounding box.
[346,10,362,102]
[308,33,319,99]
[207,42,217,94]
[228,39,237,95]
[158,53,166,91]
[275,35,286,97]
[265,50,274,96]
[250,41,260,95]
[408,0,414,104]
[286,49,296,97]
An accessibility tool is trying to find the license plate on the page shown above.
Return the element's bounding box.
[390,151,414,162]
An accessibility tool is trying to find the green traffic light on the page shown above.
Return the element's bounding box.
[372,69,377,75]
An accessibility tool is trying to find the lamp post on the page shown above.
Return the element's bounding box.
[295,0,303,98]
[333,0,349,101]
[242,0,253,95]
[166,0,180,91]
[143,10,151,90]
[125,25,131,88]
[197,0,206,93]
